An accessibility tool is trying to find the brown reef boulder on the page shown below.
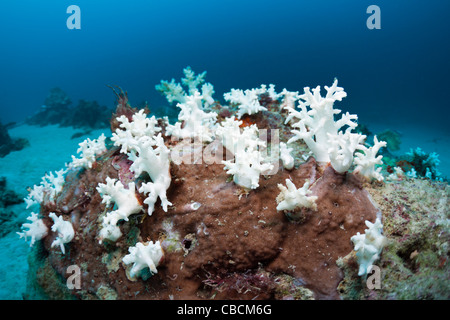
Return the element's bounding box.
[28,136,378,299]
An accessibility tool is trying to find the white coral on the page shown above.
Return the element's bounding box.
[215,117,265,156]
[70,133,107,169]
[165,91,218,142]
[224,88,268,119]
[353,136,387,181]
[285,79,359,161]
[41,169,66,200]
[223,148,273,190]
[128,134,172,214]
[123,241,164,278]
[386,166,405,181]
[276,179,318,212]
[25,169,66,208]
[24,185,45,209]
[215,117,243,155]
[110,110,172,217]
[285,79,369,173]
[96,177,143,242]
[351,217,386,277]
[156,67,217,142]
[259,84,280,100]
[17,212,48,247]
[279,142,295,170]
[218,120,273,189]
[279,88,300,111]
[49,212,74,254]
[327,131,366,173]
[201,82,215,106]
[111,109,161,154]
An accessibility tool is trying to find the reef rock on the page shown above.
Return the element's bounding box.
[23,92,379,300]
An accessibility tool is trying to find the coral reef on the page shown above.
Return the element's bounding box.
[377,129,402,153]
[0,176,22,208]
[26,87,112,130]
[18,70,449,300]
[0,176,23,238]
[0,121,29,158]
[26,88,72,126]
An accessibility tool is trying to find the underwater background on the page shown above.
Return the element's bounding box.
[0,0,449,299]
[1,0,450,131]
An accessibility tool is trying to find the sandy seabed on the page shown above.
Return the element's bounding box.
[0,124,106,299]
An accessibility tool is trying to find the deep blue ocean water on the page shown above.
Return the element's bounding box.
[1,0,449,133]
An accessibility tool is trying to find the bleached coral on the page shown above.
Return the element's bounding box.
[224,87,268,119]
[41,169,66,200]
[276,179,318,212]
[215,117,243,155]
[285,79,361,165]
[49,212,74,254]
[181,66,207,95]
[223,148,273,190]
[70,133,107,169]
[96,177,143,242]
[111,109,161,154]
[217,119,273,189]
[156,66,215,106]
[165,91,218,142]
[111,110,172,216]
[259,84,280,100]
[327,131,366,174]
[122,241,164,279]
[17,212,48,247]
[129,134,172,214]
[215,117,265,155]
[279,88,300,111]
[279,142,295,170]
[353,136,387,181]
[24,169,66,208]
[24,185,45,209]
[155,78,185,104]
[406,167,417,179]
[351,217,386,277]
[201,82,215,106]
[220,125,273,190]
[386,166,406,181]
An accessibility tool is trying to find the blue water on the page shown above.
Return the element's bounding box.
[0,0,449,133]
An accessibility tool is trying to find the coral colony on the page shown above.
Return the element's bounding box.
[16,67,448,300]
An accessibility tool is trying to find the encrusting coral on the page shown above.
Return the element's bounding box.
[18,68,449,300]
